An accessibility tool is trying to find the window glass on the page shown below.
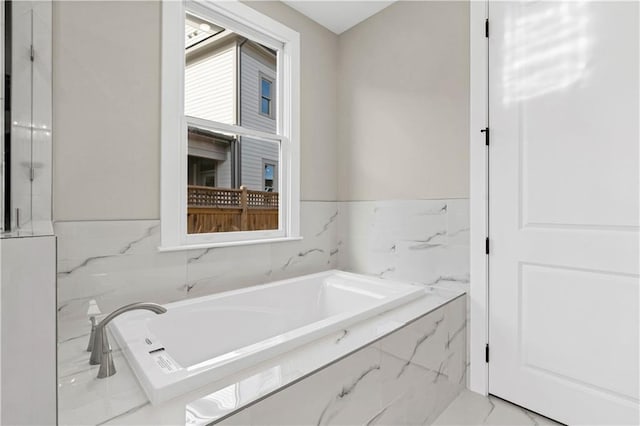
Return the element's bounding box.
[261,97,270,115]
[261,78,271,99]
[264,163,276,192]
[184,16,280,234]
[260,77,273,117]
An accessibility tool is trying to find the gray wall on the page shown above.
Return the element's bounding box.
[337,1,470,201]
[52,1,469,217]
[52,0,339,221]
[53,1,161,221]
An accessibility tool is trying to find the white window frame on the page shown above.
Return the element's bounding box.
[160,0,300,251]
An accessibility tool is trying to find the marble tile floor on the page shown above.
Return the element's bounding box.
[433,389,563,426]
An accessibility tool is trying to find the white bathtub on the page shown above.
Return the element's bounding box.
[110,270,422,404]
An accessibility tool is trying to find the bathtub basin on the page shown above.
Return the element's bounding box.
[110,270,422,404]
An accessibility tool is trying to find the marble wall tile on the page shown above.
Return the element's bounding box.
[185,243,272,297]
[336,199,470,386]
[55,220,162,259]
[269,202,339,281]
[377,297,466,425]
[244,347,382,425]
[378,352,450,426]
[56,220,188,343]
[445,199,470,248]
[218,297,466,426]
[337,199,469,288]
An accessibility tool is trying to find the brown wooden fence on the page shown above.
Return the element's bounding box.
[187,186,278,234]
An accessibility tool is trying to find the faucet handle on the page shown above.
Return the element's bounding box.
[97,329,116,378]
[86,316,97,352]
[87,299,101,316]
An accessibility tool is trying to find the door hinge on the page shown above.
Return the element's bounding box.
[485,19,489,38]
[485,237,490,255]
[485,344,490,363]
[480,127,490,146]
[29,166,35,182]
[30,45,35,62]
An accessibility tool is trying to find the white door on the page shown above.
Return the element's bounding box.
[489,2,639,424]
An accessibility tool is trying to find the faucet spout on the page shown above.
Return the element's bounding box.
[89,302,167,370]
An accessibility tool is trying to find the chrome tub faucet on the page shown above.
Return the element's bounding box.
[88,302,167,378]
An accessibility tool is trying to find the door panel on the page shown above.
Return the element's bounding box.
[489,1,639,424]
[521,263,638,399]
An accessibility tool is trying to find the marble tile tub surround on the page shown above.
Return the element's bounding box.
[210,295,466,426]
[58,285,464,424]
[56,199,469,424]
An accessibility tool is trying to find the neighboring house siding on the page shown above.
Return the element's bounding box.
[216,149,233,188]
[240,136,278,191]
[185,46,235,125]
[239,49,276,133]
[239,47,278,191]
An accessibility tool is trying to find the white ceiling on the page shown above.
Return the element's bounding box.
[282,1,396,35]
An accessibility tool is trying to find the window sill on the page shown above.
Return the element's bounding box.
[158,236,303,252]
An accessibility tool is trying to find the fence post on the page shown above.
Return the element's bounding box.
[240,186,248,231]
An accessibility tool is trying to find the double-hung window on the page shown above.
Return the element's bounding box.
[161,1,300,250]
[260,75,274,118]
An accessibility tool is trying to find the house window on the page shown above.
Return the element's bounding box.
[260,76,273,118]
[161,0,300,249]
[264,162,276,192]
[187,156,217,187]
